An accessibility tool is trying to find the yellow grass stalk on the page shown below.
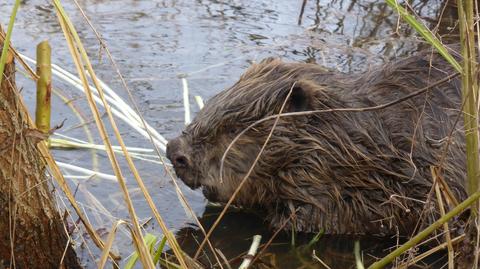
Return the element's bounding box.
[395,235,464,269]
[98,220,141,269]
[432,167,454,269]
[457,2,480,264]
[52,1,188,267]
[69,1,222,265]
[52,7,155,269]
[0,25,119,262]
[458,0,480,206]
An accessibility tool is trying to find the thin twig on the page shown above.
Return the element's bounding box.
[432,167,454,269]
[250,209,299,266]
[395,235,464,269]
[194,82,299,259]
[238,235,262,269]
[298,0,308,25]
[312,250,332,269]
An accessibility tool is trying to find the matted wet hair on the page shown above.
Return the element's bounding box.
[169,50,467,236]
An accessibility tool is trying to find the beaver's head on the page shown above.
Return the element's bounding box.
[166,58,336,205]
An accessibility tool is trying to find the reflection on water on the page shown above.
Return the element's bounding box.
[0,0,454,267]
[176,206,447,268]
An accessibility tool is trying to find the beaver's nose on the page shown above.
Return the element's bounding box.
[166,137,190,169]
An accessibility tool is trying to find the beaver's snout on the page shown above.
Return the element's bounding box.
[166,137,199,188]
[166,137,190,169]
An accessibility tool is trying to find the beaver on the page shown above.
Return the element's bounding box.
[166,49,468,236]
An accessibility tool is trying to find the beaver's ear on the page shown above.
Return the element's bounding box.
[286,80,316,112]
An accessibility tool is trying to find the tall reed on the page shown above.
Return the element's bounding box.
[369,0,480,268]
[0,0,20,87]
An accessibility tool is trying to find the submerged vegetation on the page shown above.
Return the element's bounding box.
[1,0,480,268]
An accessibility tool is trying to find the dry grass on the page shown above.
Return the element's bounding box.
[3,0,480,268]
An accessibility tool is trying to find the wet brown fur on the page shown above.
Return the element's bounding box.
[167,48,468,236]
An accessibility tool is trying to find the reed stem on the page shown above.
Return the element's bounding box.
[458,0,480,207]
[35,41,52,134]
[0,0,21,87]
[385,0,461,72]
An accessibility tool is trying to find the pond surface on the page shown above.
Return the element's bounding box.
[0,0,453,267]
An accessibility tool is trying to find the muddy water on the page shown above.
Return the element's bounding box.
[0,0,451,267]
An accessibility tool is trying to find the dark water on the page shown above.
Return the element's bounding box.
[0,0,452,267]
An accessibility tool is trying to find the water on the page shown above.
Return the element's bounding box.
[0,0,451,267]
